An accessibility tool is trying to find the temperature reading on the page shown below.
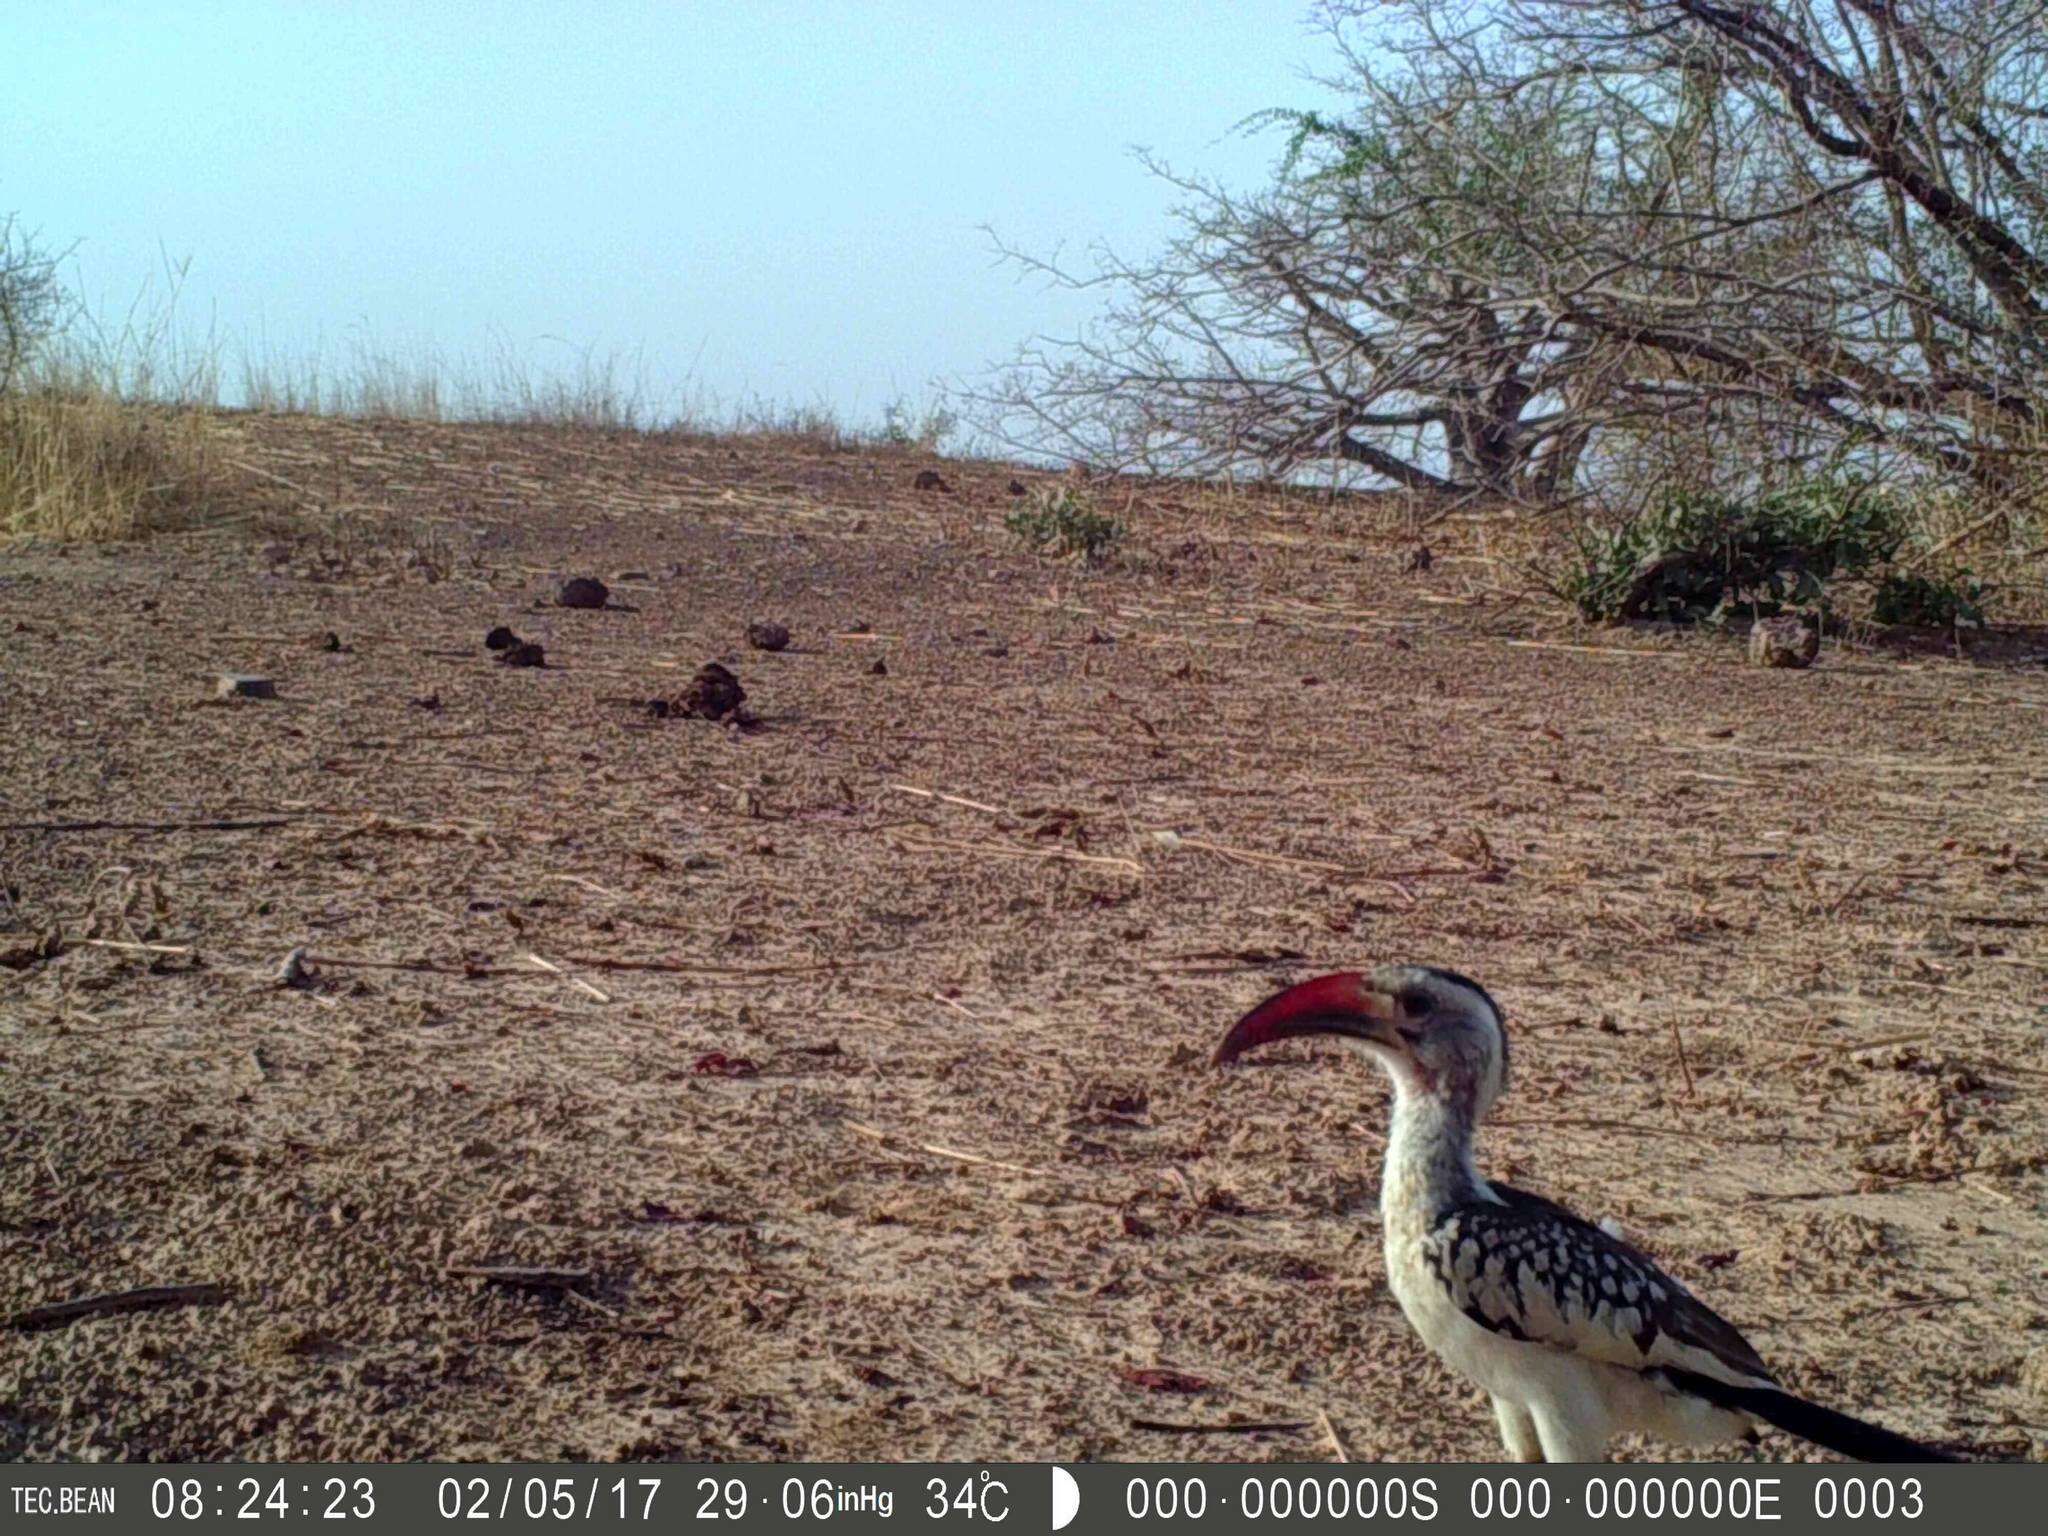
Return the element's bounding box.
[925,1472,1009,1522]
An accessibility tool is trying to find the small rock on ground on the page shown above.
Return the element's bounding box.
[912,470,950,492]
[746,621,791,652]
[557,576,609,610]
[484,625,520,651]
[277,947,317,988]
[497,642,546,668]
[1749,616,1818,669]
[215,674,277,700]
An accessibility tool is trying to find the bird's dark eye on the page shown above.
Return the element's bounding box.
[1393,986,1431,1041]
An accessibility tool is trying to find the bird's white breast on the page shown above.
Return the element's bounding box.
[1383,1211,1550,1397]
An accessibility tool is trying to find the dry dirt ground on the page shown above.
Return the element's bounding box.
[3,415,2045,1465]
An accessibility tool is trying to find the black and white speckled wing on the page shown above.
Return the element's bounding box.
[1423,1183,1774,1387]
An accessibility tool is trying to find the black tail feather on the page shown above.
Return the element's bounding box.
[1670,1371,1959,1463]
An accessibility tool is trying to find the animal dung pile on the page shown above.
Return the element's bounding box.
[1748,615,1818,669]
[556,576,609,609]
[484,625,545,667]
[746,620,791,652]
[671,661,748,722]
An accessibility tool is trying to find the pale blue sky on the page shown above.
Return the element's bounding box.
[5,2,1334,425]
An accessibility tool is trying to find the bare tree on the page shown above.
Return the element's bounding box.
[1478,0,2048,493]
[975,76,1620,500]
[976,0,2048,509]
[0,216,66,395]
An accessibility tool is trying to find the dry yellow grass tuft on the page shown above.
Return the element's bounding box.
[0,391,219,541]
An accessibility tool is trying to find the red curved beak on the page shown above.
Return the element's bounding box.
[1213,971,1402,1066]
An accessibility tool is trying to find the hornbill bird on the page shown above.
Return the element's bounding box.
[1215,965,1958,1463]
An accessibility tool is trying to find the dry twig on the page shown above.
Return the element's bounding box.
[522,952,610,1003]
[1131,1419,1313,1435]
[843,1120,1045,1178]
[1317,1407,1352,1463]
[9,1283,228,1332]
[0,818,297,835]
[446,1265,594,1292]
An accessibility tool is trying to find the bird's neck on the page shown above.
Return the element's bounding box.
[1380,1077,1491,1233]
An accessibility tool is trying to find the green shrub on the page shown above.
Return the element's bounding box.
[1871,571,1987,628]
[1560,478,1907,624]
[1005,486,1122,563]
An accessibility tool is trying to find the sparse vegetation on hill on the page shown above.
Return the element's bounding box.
[1004,484,1123,563]
[0,217,964,540]
[1556,478,1927,623]
[1552,476,2006,631]
[0,393,219,542]
[1,223,220,540]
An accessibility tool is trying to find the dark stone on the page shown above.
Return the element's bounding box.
[497,641,546,668]
[912,469,950,492]
[746,621,791,652]
[557,576,609,609]
[484,625,520,651]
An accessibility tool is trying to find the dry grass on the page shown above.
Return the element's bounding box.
[234,333,674,433]
[1903,483,2048,624]
[3,261,958,544]
[0,391,221,541]
[231,328,957,452]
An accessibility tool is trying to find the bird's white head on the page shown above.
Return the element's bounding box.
[1213,964,1509,1119]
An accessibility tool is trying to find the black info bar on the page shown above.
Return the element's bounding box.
[2,1465,2038,1536]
